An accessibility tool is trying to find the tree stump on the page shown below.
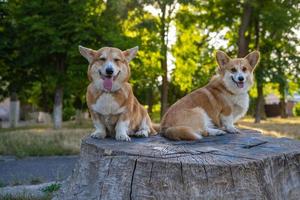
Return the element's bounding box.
[54,130,300,200]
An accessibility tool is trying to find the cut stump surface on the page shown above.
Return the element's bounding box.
[54,130,300,200]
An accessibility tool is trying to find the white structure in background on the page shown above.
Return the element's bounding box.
[264,93,300,117]
[265,93,300,104]
[265,93,280,104]
[0,98,20,128]
[9,99,20,128]
[289,93,300,102]
[0,98,10,127]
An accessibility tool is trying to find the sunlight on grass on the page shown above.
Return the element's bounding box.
[0,121,93,158]
[238,117,300,140]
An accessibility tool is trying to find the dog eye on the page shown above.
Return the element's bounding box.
[99,57,106,61]
[242,67,247,72]
[231,68,237,73]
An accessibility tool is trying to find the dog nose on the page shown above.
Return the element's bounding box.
[106,67,114,75]
[238,76,244,81]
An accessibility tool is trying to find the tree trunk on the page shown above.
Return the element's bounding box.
[280,98,287,118]
[75,109,83,125]
[238,2,252,57]
[254,83,266,123]
[279,83,288,118]
[9,92,19,128]
[53,56,66,129]
[54,131,300,200]
[53,86,63,129]
[161,60,168,117]
[146,87,153,114]
[159,3,169,117]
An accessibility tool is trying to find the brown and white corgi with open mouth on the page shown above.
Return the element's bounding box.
[160,50,260,140]
[79,45,157,141]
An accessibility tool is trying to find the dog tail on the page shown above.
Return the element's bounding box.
[149,123,160,135]
[152,123,160,133]
[162,126,202,141]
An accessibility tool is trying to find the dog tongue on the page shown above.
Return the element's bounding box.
[103,77,113,91]
[237,82,244,88]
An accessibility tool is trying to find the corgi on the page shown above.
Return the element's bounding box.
[79,45,157,141]
[160,50,260,140]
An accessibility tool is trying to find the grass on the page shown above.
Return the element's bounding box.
[238,117,300,140]
[1,195,51,200]
[41,183,61,194]
[0,117,299,158]
[0,121,92,158]
[0,182,59,200]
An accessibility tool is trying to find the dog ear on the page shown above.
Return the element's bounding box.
[216,50,231,68]
[123,46,139,62]
[79,45,97,63]
[245,51,260,69]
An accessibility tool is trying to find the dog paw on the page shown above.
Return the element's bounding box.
[116,133,131,141]
[225,127,241,134]
[90,131,106,139]
[135,129,149,137]
[196,134,203,140]
[208,129,227,136]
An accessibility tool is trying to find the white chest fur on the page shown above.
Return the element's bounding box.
[227,93,249,122]
[91,93,125,115]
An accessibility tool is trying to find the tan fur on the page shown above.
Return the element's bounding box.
[161,50,260,140]
[152,123,160,132]
[80,46,156,141]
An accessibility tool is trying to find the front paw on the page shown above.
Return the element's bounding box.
[91,131,106,139]
[207,128,227,136]
[115,133,131,141]
[225,127,241,134]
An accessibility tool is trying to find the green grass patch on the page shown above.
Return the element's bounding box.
[0,121,92,158]
[41,183,61,194]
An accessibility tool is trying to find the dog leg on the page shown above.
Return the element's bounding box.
[90,113,107,139]
[198,108,226,136]
[115,120,131,141]
[220,115,241,134]
[135,118,150,138]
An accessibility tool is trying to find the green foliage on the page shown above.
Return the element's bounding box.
[293,103,300,117]
[0,0,299,118]
[42,183,61,193]
[172,4,217,93]
[63,106,76,121]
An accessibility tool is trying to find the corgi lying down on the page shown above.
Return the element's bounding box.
[160,50,260,140]
[79,46,156,141]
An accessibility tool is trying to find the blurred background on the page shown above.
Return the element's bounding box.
[0,0,299,158]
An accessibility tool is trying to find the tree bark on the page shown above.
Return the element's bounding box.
[159,2,169,117]
[254,83,266,123]
[238,2,252,57]
[53,86,63,129]
[55,131,300,200]
[75,109,83,125]
[9,92,19,128]
[53,56,66,129]
[279,83,288,118]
